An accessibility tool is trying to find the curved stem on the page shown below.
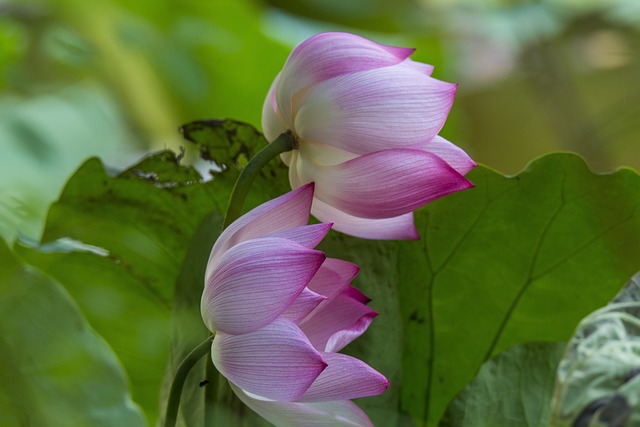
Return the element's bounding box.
[164,334,215,427]
[222,132,296,229]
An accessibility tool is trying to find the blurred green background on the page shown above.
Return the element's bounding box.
[1,0,639,244]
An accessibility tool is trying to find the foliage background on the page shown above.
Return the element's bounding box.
[1,0,640,426]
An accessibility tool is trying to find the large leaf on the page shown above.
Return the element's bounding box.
[320,154,640,427]
[442,274,640,427]
[440,342,566,427]
[0,240,146,427]
[179,119,291,203]
[396,154,640,426]
[16,150,225,421]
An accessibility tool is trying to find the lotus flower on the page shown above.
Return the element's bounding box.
[201,184,388,426]
[262,32,476,240]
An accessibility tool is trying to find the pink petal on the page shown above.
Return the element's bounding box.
[306,258,360,299]
[201,237,325,335]
[230,383,374,427]
[299,290,377,352]
[287,258,365,325]
[287,32,414,77]
[403,58,435,76]
[212,318,327,401]
[287,151,420,240]
[206,184,314,277]
[276,32,415,128]
[324,313,377,353]
[416,135,476,175]
[282,288,327,323]
[342,285,370,305]
[266,223,333,249]
[294,63,457,155]
[298,353,389,402]
[303,149,473,219]
[311,199,419,240]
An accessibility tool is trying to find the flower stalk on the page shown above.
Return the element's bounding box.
[222,131,296,229]
[163,334,215,427]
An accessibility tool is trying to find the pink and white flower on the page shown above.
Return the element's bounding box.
[201,184,388,426]
[262,32,476,240]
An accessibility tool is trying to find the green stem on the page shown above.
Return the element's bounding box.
[164,334,215,427]
[204,351,216,427]
[222,132,296,229]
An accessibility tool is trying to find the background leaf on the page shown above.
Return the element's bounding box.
[441,274,640,427]
[16,150,226,423]
[179,119,291,201]
[396,154,640,426]
[440,342,566,427]
[0,240,146,427]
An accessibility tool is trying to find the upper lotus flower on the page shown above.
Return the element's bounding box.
[262,32,476,240]
[201,184,388,426]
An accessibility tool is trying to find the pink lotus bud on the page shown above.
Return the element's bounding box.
[201,185,388,426]
[263,32,476,240]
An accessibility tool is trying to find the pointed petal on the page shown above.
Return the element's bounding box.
[306,149,473,219]
[212,318,327,401]
[324,312,377,353]
[206,183,314,276]
[342,285,370,305]
[311,199,419,240]
[295,63,457,155]
[286,136,420,242]
[288,258,363,325]
[403,58,434,76]
[201,237,325,335]
[277,32,415,127]
[417,135,476,175]
[282,288,327,323]
[230,383,374,427]
[306,258,360,299]
[299,290,377,352]
[266,223,332,249]
[298,353,389,402]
